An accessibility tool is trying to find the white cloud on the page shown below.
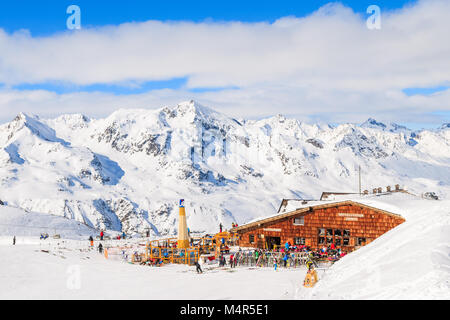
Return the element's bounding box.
[0,0,449,125]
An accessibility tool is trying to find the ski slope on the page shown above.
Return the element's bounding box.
[0,194,448,300]
[297,194,450,299]
[0,205,96,244]
[0,242,305,300]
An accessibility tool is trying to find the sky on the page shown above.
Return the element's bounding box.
[0,0,449,129]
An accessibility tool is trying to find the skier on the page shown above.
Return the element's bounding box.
[89,236,94,247]
[98,243,103,254]
[100,230,104,241]
[219,223,223,233]
[13,236,16,246]
[229,254,234,268]
[195,260,203,274]
[274,258,278,271]
[122,232,126,240]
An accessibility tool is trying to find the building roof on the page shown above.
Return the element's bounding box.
[232,200,405,233]
[320,192,360,201]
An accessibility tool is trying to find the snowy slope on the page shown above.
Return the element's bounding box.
[0,194,448,300]
[0,205,96,242]
[0,242,305,300]
[296,193,450,300]
[0,100,449,236]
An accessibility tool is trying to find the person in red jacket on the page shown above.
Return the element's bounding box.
[100,230,104,241]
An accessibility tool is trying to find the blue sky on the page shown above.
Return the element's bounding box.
[0,0,448,128]
[1,0,418,95]
[0,1,415,36]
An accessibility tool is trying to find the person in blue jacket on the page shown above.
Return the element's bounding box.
[283,253,289,268]
[285,241,290,252]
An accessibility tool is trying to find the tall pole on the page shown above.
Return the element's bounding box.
[358,165,362,195]
[178,199,190,249]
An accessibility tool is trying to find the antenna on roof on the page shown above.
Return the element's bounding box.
[355,165,362,196]
[359,165,362,196]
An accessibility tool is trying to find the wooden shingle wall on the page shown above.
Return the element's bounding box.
[237,203,405,251]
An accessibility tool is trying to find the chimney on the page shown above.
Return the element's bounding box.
[386,186,391,192]
[377,187,382,193]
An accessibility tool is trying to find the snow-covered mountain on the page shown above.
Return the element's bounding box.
[0,100,449,236]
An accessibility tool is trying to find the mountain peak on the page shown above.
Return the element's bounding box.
[361,118,387,129]
[6,112,65,144]
[439,123,450,130]
[360,118,410,133]
[175,100,219,117]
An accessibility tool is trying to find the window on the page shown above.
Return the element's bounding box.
[357,238,366,246]
[294,237,305,245]
[335,238,341,246]
[327,237,333,244]
[318,237,325,245]
[343,230,350,237]
[326,229,333,236]
[343,238,350,246]
[293,217,304,225]
[249,234,255,243]
[318,228,325,236]
[334,229,342,237]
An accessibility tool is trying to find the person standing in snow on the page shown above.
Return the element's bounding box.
[98,243,103,254]
[13,236,16,246]
[219,223,223,233]
[229,254,234,268]
[221,255,226,267]
[122,232,126,240]
[283,253,288,268]
[195,260,203,274]
[100,230,104,241]
[89,236,94,247]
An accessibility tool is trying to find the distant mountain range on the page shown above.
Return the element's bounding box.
[0,100,449,236]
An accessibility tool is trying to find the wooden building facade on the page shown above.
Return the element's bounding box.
[232,201,405,251]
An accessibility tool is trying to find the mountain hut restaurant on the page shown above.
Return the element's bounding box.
[231,200,405,251]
